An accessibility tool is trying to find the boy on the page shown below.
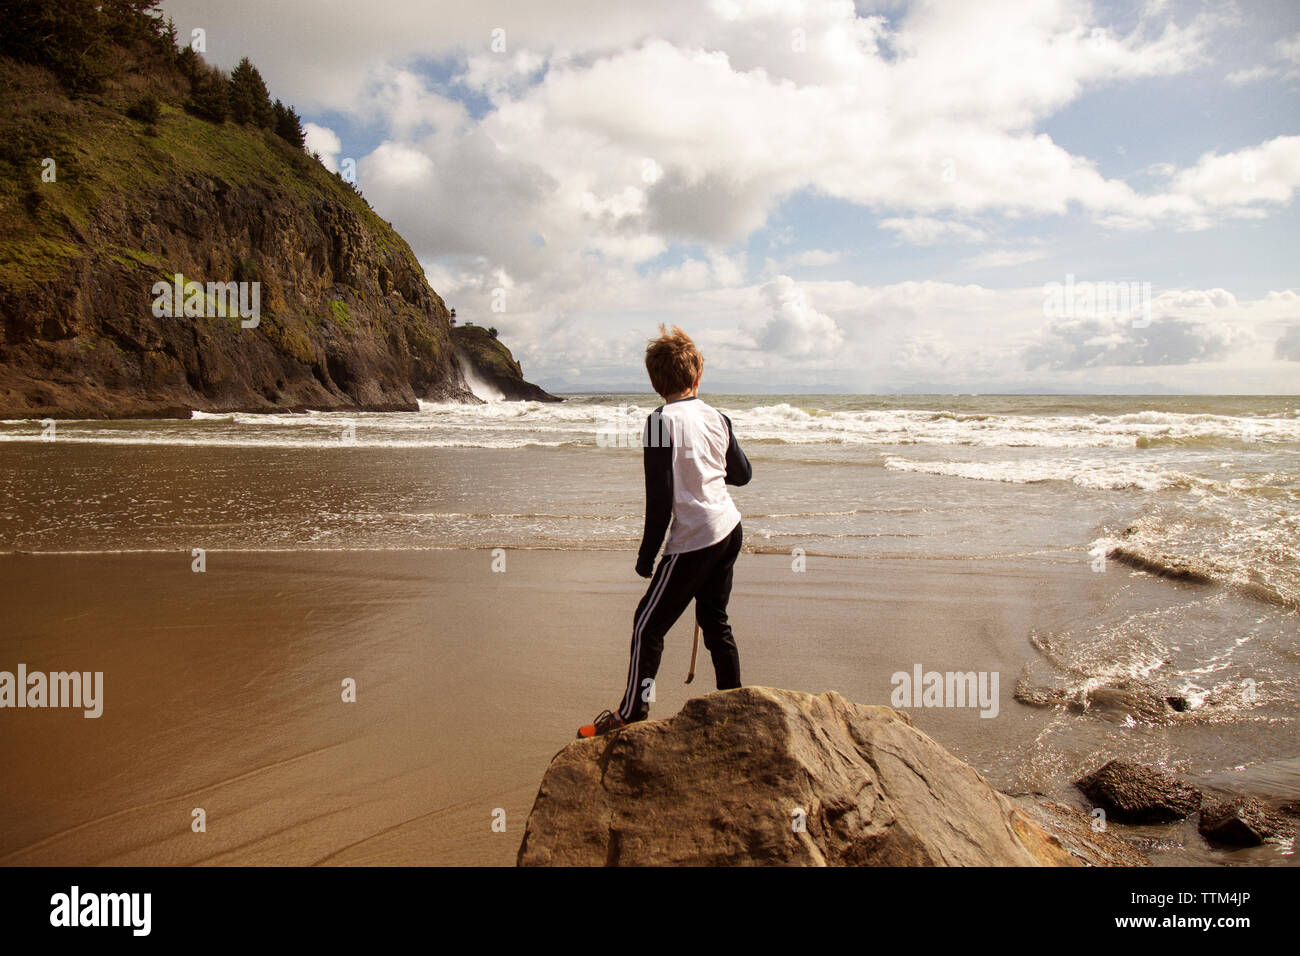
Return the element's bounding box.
[578,325,752,739]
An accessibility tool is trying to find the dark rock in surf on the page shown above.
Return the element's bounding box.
[1014,679,1191,724]
[1198,797,1293,846]
[1075,760,1201,824]
[1080,682,1176,722]
[1106,547,1215,585]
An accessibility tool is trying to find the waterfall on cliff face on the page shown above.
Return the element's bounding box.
[455,350,506,402]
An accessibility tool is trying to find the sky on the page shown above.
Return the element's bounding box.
[158,0,1300,393]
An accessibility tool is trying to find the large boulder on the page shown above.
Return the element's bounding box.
[1198,797,1293,846]
[1075,760,1201,824]
[518,687,1091,867]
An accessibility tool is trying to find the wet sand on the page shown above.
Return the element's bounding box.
[0,548,1286,865]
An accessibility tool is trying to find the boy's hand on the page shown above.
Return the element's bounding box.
[635,556,654,578]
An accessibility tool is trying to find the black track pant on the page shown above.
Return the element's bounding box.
[618,520,743,722]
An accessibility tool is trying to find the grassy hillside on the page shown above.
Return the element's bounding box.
[0,3,471,417]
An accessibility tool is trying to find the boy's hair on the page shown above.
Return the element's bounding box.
[645,324,703,398]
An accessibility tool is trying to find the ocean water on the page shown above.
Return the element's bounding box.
[4,394,1295,602]
[1,393,1296,863]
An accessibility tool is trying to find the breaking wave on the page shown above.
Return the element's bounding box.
[2,398,1296,451]
[1093,509,1300,610]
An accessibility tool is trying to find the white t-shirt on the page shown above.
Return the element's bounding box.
[650,397,743,554]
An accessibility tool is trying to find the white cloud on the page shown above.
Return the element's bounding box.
[756,275,845,359]
[881,217,988,245]
[1025,315,1250,370]
[1165,136,1300,215]
[302,123,341,172]
[1275,326,1300,361]
[1223,33,1300,88]
[362,141,437,190]
[169,0,1261,251]
[1279,33,1300,64]
[364,67,470,138]
[1152,288,1237,314]
[431,261,1292,390]
[788,249,843,266]
[963,248,1049,269]
[763,248,843,272]
[461,49,548,102]
[1226,65,1273,86]
[657,253,747,290]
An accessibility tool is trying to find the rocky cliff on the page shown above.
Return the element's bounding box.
[0,54,475,418]
[517,687,1148,866]
[451,325,561,402]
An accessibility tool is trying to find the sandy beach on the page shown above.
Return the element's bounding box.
[5,544,1287,866]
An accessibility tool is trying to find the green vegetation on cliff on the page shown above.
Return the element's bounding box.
[0,0,474,417]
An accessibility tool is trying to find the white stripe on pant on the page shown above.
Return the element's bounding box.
[619,553,678,720]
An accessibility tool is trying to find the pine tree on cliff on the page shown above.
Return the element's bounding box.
[229,57,274,128]
[0,0,172,91]
[176,44,200,83]
[0,0,109,91]
[273,99,306,148]
[187,62,230,123]
[101,0,170,48]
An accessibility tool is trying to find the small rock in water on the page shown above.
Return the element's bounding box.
[1075,759,1202,824]
[1198,797,1293,846]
